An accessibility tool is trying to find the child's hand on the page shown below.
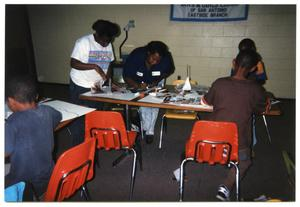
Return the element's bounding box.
[139,82,148,90]
[256,61,264,75]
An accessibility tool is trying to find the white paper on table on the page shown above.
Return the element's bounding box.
[169,102,213,110]
[138,95,165,104]
[42,100,96,122]
[82,91,140,101]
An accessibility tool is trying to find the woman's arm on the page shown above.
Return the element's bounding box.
[70,58,107,80]
[124,77,147,89]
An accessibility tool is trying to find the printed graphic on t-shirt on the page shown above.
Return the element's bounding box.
[88,51,113,70]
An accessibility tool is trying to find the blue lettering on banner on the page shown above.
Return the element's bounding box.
[170,4,248,22]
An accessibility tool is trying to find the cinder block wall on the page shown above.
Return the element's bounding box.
[27,4,296,98]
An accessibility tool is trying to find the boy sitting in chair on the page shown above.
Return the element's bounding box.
[202,49,268,201]
[5,75,62,198]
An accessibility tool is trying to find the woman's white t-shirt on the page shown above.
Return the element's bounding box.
[70,34,115,88]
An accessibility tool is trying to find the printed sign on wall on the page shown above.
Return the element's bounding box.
[170,5,248,22]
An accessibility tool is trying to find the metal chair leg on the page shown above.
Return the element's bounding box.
[138,110,144,140]
[179,160,185,201]
[262,115,272,143]
[112,150,130,167]
[179,158,193,201]
[81,184,91,201]
[159,115,166,149]
[67,127,72,136]
[129,148,137,200]
[95,149,100,168]
[229,161,240,201]
[134,136,143,171]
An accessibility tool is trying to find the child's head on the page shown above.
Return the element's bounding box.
[235,49,260,75]
[238,38,257,51]
[6,75,38,112]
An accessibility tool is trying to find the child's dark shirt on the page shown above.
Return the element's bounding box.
[5,105,62,195]
[204,77,267,150]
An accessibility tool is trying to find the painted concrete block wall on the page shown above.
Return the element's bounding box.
[27,4,296,98]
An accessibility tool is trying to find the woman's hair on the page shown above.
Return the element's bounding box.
[92,19,120,38]
[5,75,38,103]
[235,49,260,71]
[146,41,169,57]
[238,38,257,51]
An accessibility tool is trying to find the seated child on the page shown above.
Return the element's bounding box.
[231,38,267,85]
[5,75,62,197]
[231,38,268,146]
[202,49,268,201]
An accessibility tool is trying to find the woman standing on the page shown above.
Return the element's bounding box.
[69,19,120,145]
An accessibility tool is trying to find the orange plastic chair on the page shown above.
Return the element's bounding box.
[179,120,239,201]
[85,110,138,200]
[159,79,199,149]
[44,138,96,201]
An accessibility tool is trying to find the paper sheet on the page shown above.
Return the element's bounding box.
[138,93,213,110]
[167,102,213,109]
[82,91,140,101]
[42,100,96,122]
[138,95,165,104]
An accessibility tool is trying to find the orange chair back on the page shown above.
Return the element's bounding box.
[185,121,238,165]
[44,138,96,201]
[85,111,130,150]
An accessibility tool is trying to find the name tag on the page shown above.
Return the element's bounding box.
[136,72,143,77]
[152,71,161,76]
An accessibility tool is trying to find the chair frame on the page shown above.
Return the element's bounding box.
[159,112,199,149]
[44,138,96,201]
[89,126,137,200]
[54,160,92,201]
[179,140,239,201]
[262,114,272,143]
[179,121,240,201]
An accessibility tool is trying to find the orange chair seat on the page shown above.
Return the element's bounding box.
[44,138,96,201]
[165,109,197,119]
[84,111,139,200]
[179,121,239,201]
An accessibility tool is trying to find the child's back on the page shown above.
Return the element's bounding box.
[5,105,61,195]
[204,77,266,149]
[202,49,267,201]
[5,75,62,196]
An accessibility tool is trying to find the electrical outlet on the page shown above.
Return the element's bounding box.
[129,20,135,28]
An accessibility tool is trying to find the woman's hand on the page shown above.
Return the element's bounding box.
[94,65,107,81]
[139,82,148,90]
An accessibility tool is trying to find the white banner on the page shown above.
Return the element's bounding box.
[171,5,248,22]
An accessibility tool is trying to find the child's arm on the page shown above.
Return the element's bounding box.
[200,96,211,106]
[253,88,269,115]
[256,61,265,75]
[5,121,16,158]
[51,108,63,129]
[262,97,271,115]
